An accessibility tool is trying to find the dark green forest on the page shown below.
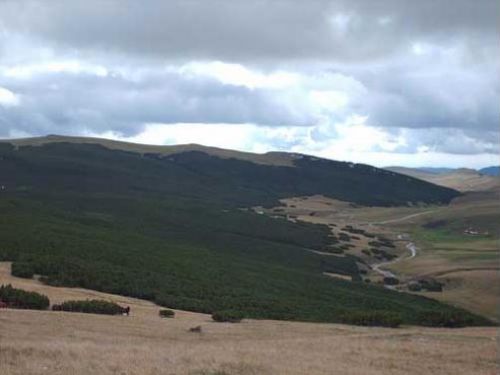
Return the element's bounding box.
[0,140,488,326]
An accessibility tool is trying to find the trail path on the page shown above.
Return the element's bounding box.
[372,209,438,225]
[369,210,433,281]
[371,240,418,280]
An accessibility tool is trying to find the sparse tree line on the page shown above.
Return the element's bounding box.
[0,284,49,310]
[0,284,487,328]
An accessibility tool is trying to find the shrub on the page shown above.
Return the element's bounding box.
[415,311,474,328]
[58,299,125,315]
[212,310,244,323]
[420,279,443,292]
[0,284,49,310]
[383,277,399,285]
[11,262,35,279]
[328,247,344,254]
[159,309,175,318]
[408,282,422,292]
[339,233,351,242]
[340,310,403,328]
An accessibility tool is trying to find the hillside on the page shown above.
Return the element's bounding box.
[0,136,487,326]
[479,166,499,176]
[4,134,297,167]
[386,166,500,192]
[1,262,497,375]
[1,135,459,206]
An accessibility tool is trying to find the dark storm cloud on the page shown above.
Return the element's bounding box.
[0,0,498,63]
[0,70,314,137]
[355,60,499,133]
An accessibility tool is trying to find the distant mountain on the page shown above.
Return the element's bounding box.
[386,166,500,192]
[388,165,500,177]
[416,167,455,174]
[479,166,500,176]
[3,135,458,207]
[0,135,477,326]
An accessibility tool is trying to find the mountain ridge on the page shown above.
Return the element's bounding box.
[385,166,500,192]
[1,134,298,167]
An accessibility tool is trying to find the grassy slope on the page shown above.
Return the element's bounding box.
[382,192,500,321]
[0,263,497,375]
[0,140,488,325]
[386,166,500,192]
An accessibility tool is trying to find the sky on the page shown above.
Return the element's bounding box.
[0,0,498,168]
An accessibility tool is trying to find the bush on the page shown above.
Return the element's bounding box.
[420,279,443,292]
[339,233,351,242]
[58,299,125,315]
[212,310,244,323]
[383,277,399,285]
[159,309,175,318]
[408,282,422,292]
[11,262,35,279]
[415,311,474,328]
[340,310,403,328]
[328,247,344,254]
[0,284,49,310]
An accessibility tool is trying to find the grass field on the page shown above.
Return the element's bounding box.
[0,262,497,375]
[273,191,500,321]
[386,167,499,192]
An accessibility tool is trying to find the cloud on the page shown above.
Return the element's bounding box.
[89,118,498,169]
[0,87,20,107]
[0,0,498,63]
[0,0,497,167]
[0,62,371,137]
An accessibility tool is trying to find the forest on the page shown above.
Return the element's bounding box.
[0,141,490,326]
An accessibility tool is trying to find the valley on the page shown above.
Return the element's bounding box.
[0,136,484,326]
[264,187,499,321]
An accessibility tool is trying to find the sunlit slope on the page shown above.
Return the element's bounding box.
[386,166,500,192]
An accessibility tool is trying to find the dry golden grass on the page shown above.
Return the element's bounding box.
[417,269,500,322]
[387,167,500,192]
[2,308,498,375]
[2,263,499,375]
[271,193,500,320]
[1,262,499,375]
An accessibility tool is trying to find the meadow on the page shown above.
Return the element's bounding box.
[0,263,497,375]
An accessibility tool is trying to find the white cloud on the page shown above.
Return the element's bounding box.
[90,123,259,152]
[1,61,108,79]
[309,90,349,111]
[178,62,300,90]
[0,87,20,106]
[83,113,499,169]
